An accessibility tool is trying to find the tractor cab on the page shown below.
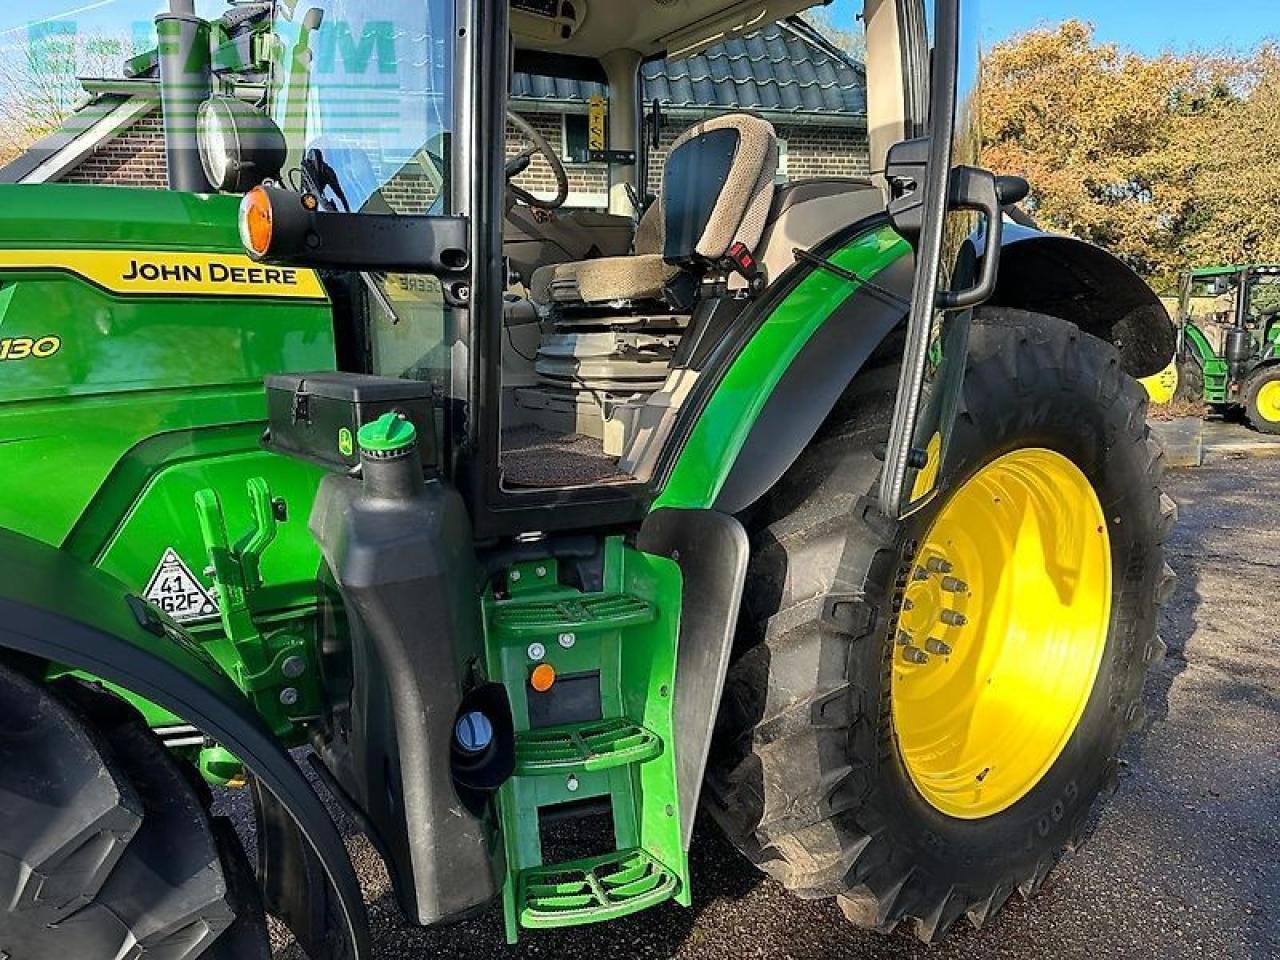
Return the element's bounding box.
[200,0,992,535]
[1179,264,1280,338]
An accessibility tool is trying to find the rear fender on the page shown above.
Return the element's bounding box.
[987,224,1175,378]
[0,528,369,960]
[708,249,914,515]
[697,223,1172,518]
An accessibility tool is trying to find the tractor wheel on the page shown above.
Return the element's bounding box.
[0,666,269,960]
[1172,355,1204,405]
[708,309,1174,943]
[1242,365,1280,434]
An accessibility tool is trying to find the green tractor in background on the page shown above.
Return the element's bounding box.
[1162,264,1280,432]
[0,1,1178,958]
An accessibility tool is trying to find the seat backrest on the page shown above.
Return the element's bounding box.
[659,114,778,267]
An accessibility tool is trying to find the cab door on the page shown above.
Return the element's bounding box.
[879,0,1018,517]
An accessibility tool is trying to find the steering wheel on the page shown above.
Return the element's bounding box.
[505,109,570,211]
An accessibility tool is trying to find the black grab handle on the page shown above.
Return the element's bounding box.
[936,166,1011,311]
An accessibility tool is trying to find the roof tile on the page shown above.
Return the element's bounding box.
[516,19,865,117]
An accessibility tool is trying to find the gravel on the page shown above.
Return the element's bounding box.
[238,454,1279,960]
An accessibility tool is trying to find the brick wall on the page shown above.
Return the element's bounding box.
[507,110,608,205]
[779,124,871,180]
[507,111,870,207]
[380,170,440,214]
[55,105,870,208]
[62,109,168,187]
[644,119,870,196]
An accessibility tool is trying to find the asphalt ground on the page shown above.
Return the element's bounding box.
[233,452,1280,960]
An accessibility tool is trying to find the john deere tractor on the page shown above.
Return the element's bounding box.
[1165,264,1280,432]
[0,1,1176,957]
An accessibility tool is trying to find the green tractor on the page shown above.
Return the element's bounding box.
[0,1,1177,957]
[1166,264,1280,432]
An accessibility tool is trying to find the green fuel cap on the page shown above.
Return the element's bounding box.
[358,412,417,458]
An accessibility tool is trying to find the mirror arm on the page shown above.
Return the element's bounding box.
[247,186,472,305]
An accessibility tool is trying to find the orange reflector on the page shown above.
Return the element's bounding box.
[529,663,556,693]
[239,186,274,258]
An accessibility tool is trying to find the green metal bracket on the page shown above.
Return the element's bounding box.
[195,479,320,749]
[196,478,276,653]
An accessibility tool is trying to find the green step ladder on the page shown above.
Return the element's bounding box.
[483,538,689,942]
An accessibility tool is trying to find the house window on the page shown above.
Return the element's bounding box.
[775,138,789,183]
[562,113,593,164]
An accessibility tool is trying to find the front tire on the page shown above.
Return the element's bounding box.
[708,309,1174,942]
[1242,365,1280,434]
[0,666,269,960]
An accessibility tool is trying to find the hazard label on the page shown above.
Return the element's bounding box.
[143,548,218,622]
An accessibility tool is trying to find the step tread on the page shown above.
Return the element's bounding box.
[515,718,662,775]
[490,592,656,638]
[518,848,679,929]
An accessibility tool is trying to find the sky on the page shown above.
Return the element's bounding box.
[982,0,1278,54]
[1,0,1277,59]
[0,1,224,59]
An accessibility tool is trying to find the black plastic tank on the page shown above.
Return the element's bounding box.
[1225,326,1253,364]
[308,410,495,925]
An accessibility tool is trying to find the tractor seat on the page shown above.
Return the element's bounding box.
[529,114,779,308]
[529,202,670,304]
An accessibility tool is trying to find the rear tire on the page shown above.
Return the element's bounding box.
[1242,365,1280,434]
[0,666,269,960]
[707,309,1174,942]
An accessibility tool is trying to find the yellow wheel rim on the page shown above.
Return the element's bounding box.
[1140,360,1179,405]
[891,448,1112,820]
[1257,380,1280,423]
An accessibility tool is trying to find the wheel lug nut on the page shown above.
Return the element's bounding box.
[941,577,968,593]
[896,630,913,646]
[925,638,952,655]
[913,566,930,581]
[902,598,914,611]
[926,557,953,575]
[940,609,968,627]
[902,646,930,664]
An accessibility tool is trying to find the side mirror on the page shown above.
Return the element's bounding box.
[197,96,287,193]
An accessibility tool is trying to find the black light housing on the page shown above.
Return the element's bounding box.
[197,95,287,193]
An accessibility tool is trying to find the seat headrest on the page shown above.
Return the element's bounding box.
[659,114,778,267]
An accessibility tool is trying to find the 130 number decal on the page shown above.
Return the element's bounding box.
[0,335,61,361]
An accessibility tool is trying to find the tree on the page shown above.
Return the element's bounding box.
[980,21,1280,286]
[800,8,867,63]
[0,27,128,168]
[1177,45,1280,269]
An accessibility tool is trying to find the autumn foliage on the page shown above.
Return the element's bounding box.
[982,21,1280,287]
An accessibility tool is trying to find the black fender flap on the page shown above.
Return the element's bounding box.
[0,528,370,960]
[637,508,749,849]
[992,225,1175,378]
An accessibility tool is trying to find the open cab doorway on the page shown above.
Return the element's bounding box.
[483,0,931,531]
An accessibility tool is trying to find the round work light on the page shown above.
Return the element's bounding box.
[197,96,287,193]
